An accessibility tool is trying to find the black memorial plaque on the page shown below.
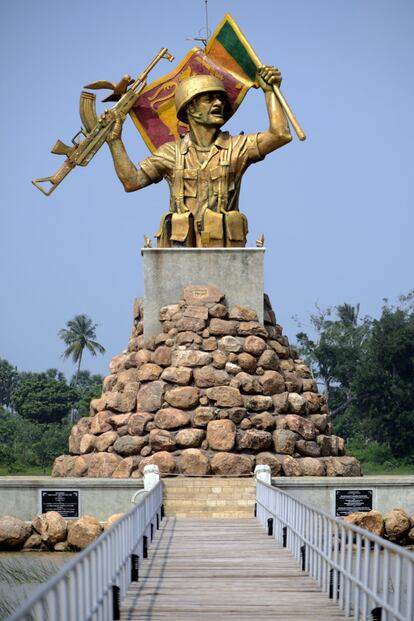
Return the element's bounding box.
[41,490,79,518]
[335,489,373,517]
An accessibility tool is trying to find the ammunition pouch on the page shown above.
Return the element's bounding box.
[201,208,224,247]
[156,211,195,247]
[224,211,248,247]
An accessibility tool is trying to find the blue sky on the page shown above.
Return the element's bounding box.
[1,0,413,378]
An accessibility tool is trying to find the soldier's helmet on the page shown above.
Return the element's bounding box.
[175,75,231,123]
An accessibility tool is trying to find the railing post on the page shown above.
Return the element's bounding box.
[254,464,271,485]
[112,585,120,620]
[131,554,139,582]
[143,464,160,490]
[282,526,287,548]
[300,544,306,571]
[267,518,274,537]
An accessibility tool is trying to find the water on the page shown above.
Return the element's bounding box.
[0,551,73,620]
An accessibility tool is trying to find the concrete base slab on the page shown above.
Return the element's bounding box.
[143,247,264,339]
[2,475,413,521]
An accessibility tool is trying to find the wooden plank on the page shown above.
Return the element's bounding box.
[120,518,346,620]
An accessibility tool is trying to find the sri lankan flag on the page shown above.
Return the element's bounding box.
[131,14,261,152]
[205,14,261,88]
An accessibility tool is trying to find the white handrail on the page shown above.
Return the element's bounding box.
[256,480,414,621]
[7,481,163,621]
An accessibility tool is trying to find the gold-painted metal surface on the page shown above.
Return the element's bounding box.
[256,233,265,247]
[32,48,174,196]
[175,75,228,122]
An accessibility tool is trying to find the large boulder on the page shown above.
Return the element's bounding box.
[154,408,190,430]
[206,386,243,407]
[285,414,316,440]
[149,429,176,452]
[256,452,283,476]
[298,457,326,476]
[383,509,411,541]
[193,366,230,388]
[176,428,205,448]
[243,395,273,412]
[179,449,210,475]
[67,515,102,550]
[136,381,165,412]
[323,456,361,477]
[282,455,302,477]
[207,420,236,451]
[161,366,192,385]
[113,436,147,456]
[211,452,253,475]
[95,431,118,452]
[32,511,67,547]
[344,511,384,537]
[52,455,77,477]
[128,412,153,435]
[171,350,212,367]
[243,336,267,356]
[237,429,273,451]
[273,430,298,455]
[251,412,274,431]
[0,516,31,549]
[139,451,176,475]
[88,453,122,477]
[165,386,200,409]
[192,406,215,427]
[112,456,141,478]
[259,370,285,395]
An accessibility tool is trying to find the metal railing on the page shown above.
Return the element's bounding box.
[256,480,414,621]
[7,481,163,621]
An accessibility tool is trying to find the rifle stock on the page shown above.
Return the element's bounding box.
[32,47,174,196]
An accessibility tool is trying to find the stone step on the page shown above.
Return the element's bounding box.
[162,477,256,518]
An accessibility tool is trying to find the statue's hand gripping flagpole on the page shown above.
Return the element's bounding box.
[205,13,306,142]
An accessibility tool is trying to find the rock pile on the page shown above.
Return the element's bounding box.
[53,286,360,478]
[0,511,120,551]
[345,508,414,546]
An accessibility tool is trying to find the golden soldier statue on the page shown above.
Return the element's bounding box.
[102,66,291,248]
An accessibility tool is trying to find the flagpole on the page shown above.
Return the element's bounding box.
[222,14,306,141]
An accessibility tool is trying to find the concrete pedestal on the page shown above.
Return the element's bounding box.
[142,248,265,339]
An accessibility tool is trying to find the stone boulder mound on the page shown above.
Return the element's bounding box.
[53,286,360,478]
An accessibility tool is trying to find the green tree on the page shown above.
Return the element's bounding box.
[11,370,77,424]
[73,370,104,418]
[295,292,414,462]
[58,314,105,385]
[349,294,414,458]
[0,358,19,409]
[295,303,370,416]
[0,408,71,472]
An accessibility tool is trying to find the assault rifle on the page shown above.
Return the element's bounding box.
[32,48,174,196]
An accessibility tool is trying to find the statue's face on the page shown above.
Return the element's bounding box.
[187,92,226,126]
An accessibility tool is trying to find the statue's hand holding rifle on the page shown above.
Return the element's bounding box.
[32,48,174,196]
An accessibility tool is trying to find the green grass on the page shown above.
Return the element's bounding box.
[0,465,52,476]
[360,462,414,475]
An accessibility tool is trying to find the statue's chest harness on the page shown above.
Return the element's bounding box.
[171,139,235,216]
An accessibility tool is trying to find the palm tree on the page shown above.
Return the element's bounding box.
[58,315,105,386]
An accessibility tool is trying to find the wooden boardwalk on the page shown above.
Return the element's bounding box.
[120,518,345,620]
